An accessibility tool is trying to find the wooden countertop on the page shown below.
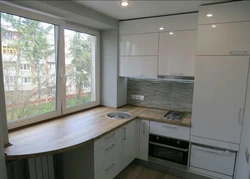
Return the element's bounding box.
[5,105,191,160]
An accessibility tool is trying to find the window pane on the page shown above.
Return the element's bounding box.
[64,29,96,108]
[1,12,58,121]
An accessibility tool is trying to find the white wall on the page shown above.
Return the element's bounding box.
[100,28,127,108]
[237,63,250,179]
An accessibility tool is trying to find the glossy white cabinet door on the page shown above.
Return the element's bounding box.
[138,120,149,161]
[121,120,138,170]
[158,30,196,76]
[198,1,250,25]
[120,33,158,56]
[197,22,250,56]
[119,56,158,78]
[191,56,249,144]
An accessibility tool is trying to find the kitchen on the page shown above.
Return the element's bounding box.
[0,1,250,179]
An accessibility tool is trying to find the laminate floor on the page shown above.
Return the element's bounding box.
[119,164,182,179]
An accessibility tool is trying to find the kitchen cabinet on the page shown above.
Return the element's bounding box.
[120,33,158,56]
[119,56,158,78]
[119,13,198,35]
[191,56,249,144]
[158,30,196,77]
[190,144,236,179]
[150,121,190,141]
[198,1,250,25]
[197,22,250,56]
[121,120,138,170]
[138,120,149,161]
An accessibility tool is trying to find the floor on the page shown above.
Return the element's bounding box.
[119,164,182,179]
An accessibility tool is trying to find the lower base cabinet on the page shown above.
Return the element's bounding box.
[94,120,138,179]
[190,144,236,179]
[95,156,121,179]
[121,120,138,170]
[138,120,149,161]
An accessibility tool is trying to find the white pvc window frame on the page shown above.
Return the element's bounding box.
[62,22,100,115]
[0,2,65,130]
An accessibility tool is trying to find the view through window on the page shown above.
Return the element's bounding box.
[64,29,96,108]
[1,12,57,122]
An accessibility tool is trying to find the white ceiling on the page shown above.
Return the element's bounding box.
[75,1,226,20]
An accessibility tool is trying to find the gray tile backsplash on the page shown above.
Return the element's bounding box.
[127,78,194,112]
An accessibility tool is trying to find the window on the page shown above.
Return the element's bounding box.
[63,27,99,113]
[0,11,61,129]
[20,64,30,70]
[0,5,100,129]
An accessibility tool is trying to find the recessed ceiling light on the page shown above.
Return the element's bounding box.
[207,14,213,17]
[121,1,129,7]
[169,32,174,35]
[212,25,216,28]
[159,27,164,30]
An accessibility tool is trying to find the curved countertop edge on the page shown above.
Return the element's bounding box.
[5,106,191,160]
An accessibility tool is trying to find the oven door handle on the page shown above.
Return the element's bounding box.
[149,141,188,152]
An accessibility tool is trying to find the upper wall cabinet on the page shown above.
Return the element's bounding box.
[158,30,196,77]
[198,1,250,25]
[120,33,158,56]
[120,13,198,35]
[197,22,250,56]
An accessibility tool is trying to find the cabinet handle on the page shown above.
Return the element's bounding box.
[229,51,248,55]
[105,144,116,151]
[124,127,126,140]
[149,142,188,152]
[105,163,115,171]
[238,108,244,123]
[163,125,177,129]
[193,146,232,156]
[105,133,115,140]
[169,73,183,76]
[143,122,146,134]
[132,74,144,78]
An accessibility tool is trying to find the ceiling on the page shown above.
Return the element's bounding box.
[75,1,226,20]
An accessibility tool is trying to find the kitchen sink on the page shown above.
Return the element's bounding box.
[106,112,132,119]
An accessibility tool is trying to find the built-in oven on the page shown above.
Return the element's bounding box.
[149,134,189,169]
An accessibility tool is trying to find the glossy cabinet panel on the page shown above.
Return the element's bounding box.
[197,22,250,56]
[120,33,158,56]
[158,30,196,76]
[198,1,250,25]
[121,120,138,170]
[191,56,249,144]
[119,56,158,78]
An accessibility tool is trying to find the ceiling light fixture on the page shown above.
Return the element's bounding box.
[121,1,129,7]
[169,32,174,35]
[212,25,216,28]
[207,14,213,17]
[159,27,164,30]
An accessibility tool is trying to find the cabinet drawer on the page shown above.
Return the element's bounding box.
[94,128,122,151]
[94,138,122,173]
[95,156,121,179]
[198,1,250,25]
[150,121,190,141]
[197,22,250,56]
[190,145,236,176]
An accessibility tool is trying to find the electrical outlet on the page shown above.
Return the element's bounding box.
[130,95,145,101]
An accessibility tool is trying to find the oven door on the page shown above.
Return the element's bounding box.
[149,141,188,166]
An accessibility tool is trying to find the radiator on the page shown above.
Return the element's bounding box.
[28,155,55,179]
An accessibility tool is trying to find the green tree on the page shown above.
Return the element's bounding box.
[68,32,92,105]
[1,13,55,120]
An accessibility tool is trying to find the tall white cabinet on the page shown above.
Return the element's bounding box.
[191,56,249,144]
[190,1,250,179]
